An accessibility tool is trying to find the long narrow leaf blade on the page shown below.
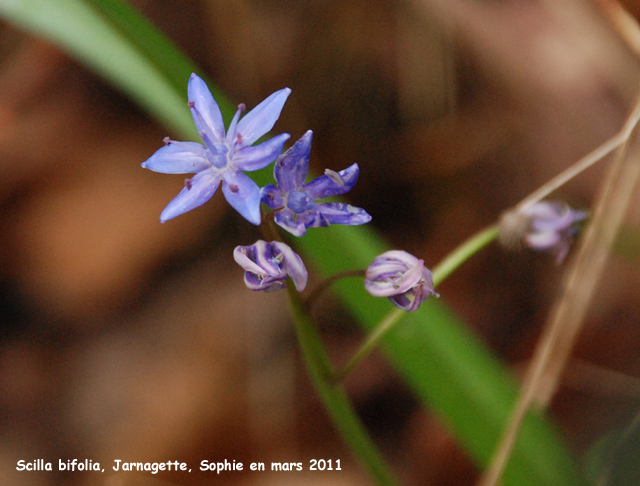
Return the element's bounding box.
[0,0,198,138]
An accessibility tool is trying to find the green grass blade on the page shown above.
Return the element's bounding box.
[82,0,234,118]
[0,0,222,140]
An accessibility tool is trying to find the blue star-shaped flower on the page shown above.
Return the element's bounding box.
[142,73,291,224]
[260,130,372,236]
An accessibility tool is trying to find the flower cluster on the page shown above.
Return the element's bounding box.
[142,74,378,296]
[143,75,587,312]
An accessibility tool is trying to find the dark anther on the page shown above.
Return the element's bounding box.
[188,101,195,109]
[185,179,193,190]
[163,137,171,145]
[238,103,246,112]
[230,184,240,193]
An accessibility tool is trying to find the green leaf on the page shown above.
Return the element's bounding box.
[0,0,234,140]
[0,1,586,484]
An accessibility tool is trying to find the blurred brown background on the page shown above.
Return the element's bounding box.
[1,0,640,484]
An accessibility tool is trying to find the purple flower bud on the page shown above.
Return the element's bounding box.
[365,251,439,312]
[234,240,308,292]
[499,201,587,264]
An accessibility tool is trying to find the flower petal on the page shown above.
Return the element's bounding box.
[142,140,211,174]
[234,244,269,277]
[274,130,313,192]
[304,163,360,200]
[528,203,574,232]
[389,290,422,312]
[365,261,409,282]
[234,133,291,172]
[271,241,308,291]
[364,251,420,296]
[260,184,283,209]
[364,276,398,297]
[187,73,225,144]
[235,241,283,276]
[225,105,244,146]
[222,171,262,225]
[368,250,419,272]
[236,88,291,147]
[525,230,561,250]
[159,169,221,223]
[255,278,288,293]
[365,250,419,280]
[364,250,437,311]
[313,202,372,226]
[274,210,310,237]
[365,260,425,297]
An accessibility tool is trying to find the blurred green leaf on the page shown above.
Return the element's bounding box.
[0,1,586,484]
[584,430,617,484]
[592,413,640,486]
[0,0,234,140]
[614,226,640,264]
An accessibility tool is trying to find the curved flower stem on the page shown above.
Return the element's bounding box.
[431,225,500,286]
[286,285,401,486]
[304,269,366,308]
[259,215,285,244]
[332,225,500,384]
[332,307,404,385]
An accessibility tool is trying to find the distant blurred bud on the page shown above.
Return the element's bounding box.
[499,201,587,264]
[365,250,439,312]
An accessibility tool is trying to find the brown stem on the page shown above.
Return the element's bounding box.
[478,108,640,486]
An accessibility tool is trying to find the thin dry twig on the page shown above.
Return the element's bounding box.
[478,98,640,486]
[478,2,640,483]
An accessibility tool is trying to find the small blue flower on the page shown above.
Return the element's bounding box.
[365,250,439,312]
[142,73,291,224]
[260,130,372,236]
[234,240,308,292]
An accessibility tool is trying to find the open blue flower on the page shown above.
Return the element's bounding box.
[142,73,291,224]
[260,130,371,236]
